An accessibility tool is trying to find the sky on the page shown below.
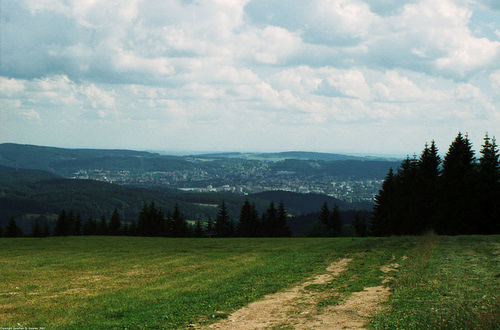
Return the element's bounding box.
[1,0,499,156]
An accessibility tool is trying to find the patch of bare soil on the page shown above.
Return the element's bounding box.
[204,257,400,330]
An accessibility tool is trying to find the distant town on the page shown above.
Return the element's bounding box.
[72,167,383,203]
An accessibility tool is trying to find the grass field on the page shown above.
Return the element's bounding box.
[0,235,498,328]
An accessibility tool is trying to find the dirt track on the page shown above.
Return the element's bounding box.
[204,258,394,329]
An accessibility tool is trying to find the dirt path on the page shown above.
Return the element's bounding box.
[203,257,396,329]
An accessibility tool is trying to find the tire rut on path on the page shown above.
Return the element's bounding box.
[202,256,400,329]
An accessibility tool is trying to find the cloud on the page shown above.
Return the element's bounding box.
[0,0,498,153]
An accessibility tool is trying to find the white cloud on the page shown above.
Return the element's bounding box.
[0,77,25,96]
[0,0,498,153]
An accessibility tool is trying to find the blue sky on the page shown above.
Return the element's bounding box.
[1,0,499,156]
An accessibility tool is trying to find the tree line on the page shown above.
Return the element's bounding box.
[371,133,499,236]
[0,200,291,238]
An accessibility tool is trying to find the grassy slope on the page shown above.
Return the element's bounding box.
[0,235,498,329]
[369,234,500,329]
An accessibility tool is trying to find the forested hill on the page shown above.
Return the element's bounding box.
[0,143,189,175]
[0,143,400,181]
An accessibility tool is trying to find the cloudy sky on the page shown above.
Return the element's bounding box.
[1,0,499,156]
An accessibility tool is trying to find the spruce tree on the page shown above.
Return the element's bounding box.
[194,219,204,238]
[440,132,477,234]
[54,210,69,236]
[31,219,42,238]
[215,201,232,237]
[206,216,214,237]
[261,202,277,237]
[98,214,108,235]
[109,208,122,236]
[330,205,343,237]
[129,220,138,236]
[6,217,22,237]
[172,203,188,237]
[415,141,441,233]
[82,216,98,235]
[238,199,260,237]
[42,223,51,237]
[137,203,148,236]
[371,168,397,236]
[394,156,419,235]
[67,211,75,236]
[277,201,291,237]
[72,213,82,236]
[477,134,500,234]
[318,201,331,234]
[352,214,367,237]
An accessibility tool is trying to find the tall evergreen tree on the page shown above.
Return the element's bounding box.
[42,223,51,237]
[54,210,70,236]
[67,211,76,236]
[318,201,331,229]
[31,219,42,238]
[418,141,441,232]
[72,213,82,236]
[330,205,343,236]
[206,216,214,237]
[109,208,122,236]
[238,199,260,237]
[439,132,477,234]
[352,214,367,237]
[6,217,22,237]
[393,156,419,235]
[371,168,397,236]
[137,203,148,236]
[129,220,138,236]
[194,219,204,238]
[277,201,291,237]
[261,202,277,237]
[98,214,108,235]
[82,216,98,235]
[477,134,500,234]
[171,203,188,237]
[215,201,233,237]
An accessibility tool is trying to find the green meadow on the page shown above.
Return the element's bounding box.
[0,235,498,329]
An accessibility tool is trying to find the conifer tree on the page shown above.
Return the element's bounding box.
[82,216,97,235]
[416,141,441,233]
[137,203,148,236]
[206,216,214,237]
[72,213,82,236]
[98,214,108,235]
[371,168,396,236]
[109,208,122,236]
[440,132,477,234]
[42,223,51,237]
[477,134,500,234]
[318,201,330,230]
[194,219,204,238]
[67,211,75,236]
[129,220,138,236]
[277,201,291,237]
[54,210,69,236]
[330,205,343,237]
[6,217,22,237]
[31,219,42,238]
[352,214,367,237]
[215,201,232,237]
[238,199,260,237]
[261,202,277,237]
[172,203,188,237]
